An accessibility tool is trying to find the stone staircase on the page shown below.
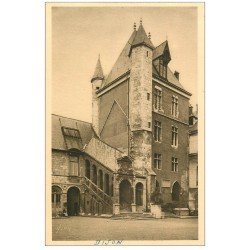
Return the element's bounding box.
[112,212,155,220]
[82,175,113,214]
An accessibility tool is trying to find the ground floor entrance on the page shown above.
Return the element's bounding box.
[67,187,80,216]
[119,179,132,211]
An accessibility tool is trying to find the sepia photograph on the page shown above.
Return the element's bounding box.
[46,2,204,245]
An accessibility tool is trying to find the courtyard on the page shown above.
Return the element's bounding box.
[52,216,198,241]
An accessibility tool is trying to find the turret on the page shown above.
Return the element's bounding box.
[91,55,104,135]
[129,20,154,172]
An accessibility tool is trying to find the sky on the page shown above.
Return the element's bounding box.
[52,6,198,122]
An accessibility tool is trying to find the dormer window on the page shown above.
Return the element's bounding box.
[159,58,167,79]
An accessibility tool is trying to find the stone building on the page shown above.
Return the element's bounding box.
[188,106,198,212]
[51,21,192,216]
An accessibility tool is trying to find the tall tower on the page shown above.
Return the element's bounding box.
[129,22,155,172]
[91,55,104,135]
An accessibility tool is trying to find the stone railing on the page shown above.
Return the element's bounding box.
[82,175,112,207]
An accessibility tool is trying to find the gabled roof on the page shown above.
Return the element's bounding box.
[52,114,95,151]
[102,24,155,88]
[91,56,104,83]
[153,40,170,60]
[101,30,136,88]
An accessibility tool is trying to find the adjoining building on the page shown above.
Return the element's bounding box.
[188,105,198,213]
[51,21,193,216]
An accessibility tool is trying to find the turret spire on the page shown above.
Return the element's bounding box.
[91,55,104,83]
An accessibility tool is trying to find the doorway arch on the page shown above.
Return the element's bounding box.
[135,182,143,206]
[119,179,132,211]
[67,186,80,216]
[172,181,181,201]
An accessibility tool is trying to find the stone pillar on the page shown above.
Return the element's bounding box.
[131,184,137,213]
[143,184,147,211]
[97,168,100,188]
[113,174,120,204]
[80,192,85,215]
[113,203,120,215]
[90,165,94,182]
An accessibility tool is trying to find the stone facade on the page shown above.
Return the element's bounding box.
[51,22,194,217]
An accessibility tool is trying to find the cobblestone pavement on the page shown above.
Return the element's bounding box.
[52,216,198,241]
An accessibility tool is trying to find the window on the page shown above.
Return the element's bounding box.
[52,186,62,204]
[148,122,151,128]
[154,87,162,110]
[69,155,79,176]
[171,157,178,172]
[154,121,162,142]
[146,51,149,57]
[154,153,162,170]
[62,127,81,138]
[171,126,178,147]
[159,59,167,78]
[61,126,82,149]
[171,96,179,117]
[147,93,150,100]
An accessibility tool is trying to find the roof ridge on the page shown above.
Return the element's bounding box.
[52,114,92,125]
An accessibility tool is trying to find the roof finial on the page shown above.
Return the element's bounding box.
[133,22,136,31]
[140,18,142,25]
[148,32,151,40]
[98,53,100,60]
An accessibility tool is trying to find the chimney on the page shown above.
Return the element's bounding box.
[174,71,180,80]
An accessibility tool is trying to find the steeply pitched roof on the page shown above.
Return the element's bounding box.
[102,24,154,88]
[153,40,169,60]
[101,30,137,88]
[91,56,104,83]
[130,24,154,50]
[52,114,95,151]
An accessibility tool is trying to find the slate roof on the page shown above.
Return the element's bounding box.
[130,24,154,50]
[100,23,190,95]
[52,114,95,151]
[101,30,137,88]
[153,40,169,60]
[91,56,104,83]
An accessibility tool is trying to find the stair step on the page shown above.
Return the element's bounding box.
[112,212,155,220]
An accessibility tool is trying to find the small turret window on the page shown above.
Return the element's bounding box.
[146,51,149,57]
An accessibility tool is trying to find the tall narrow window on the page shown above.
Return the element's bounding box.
[154,121,162,142]
[171,126,178,147]
[154,153,162,170]
[171,96,179,117]
[171,157,178,172]
[154,87,162,110]
[52,186,62,204]
[159,59,167,78]
[69,155,79,176]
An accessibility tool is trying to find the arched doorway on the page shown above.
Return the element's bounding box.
[67,187,80,216]
[135,182,143,206]
[172,181,181,201]
[119,179,132,211]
